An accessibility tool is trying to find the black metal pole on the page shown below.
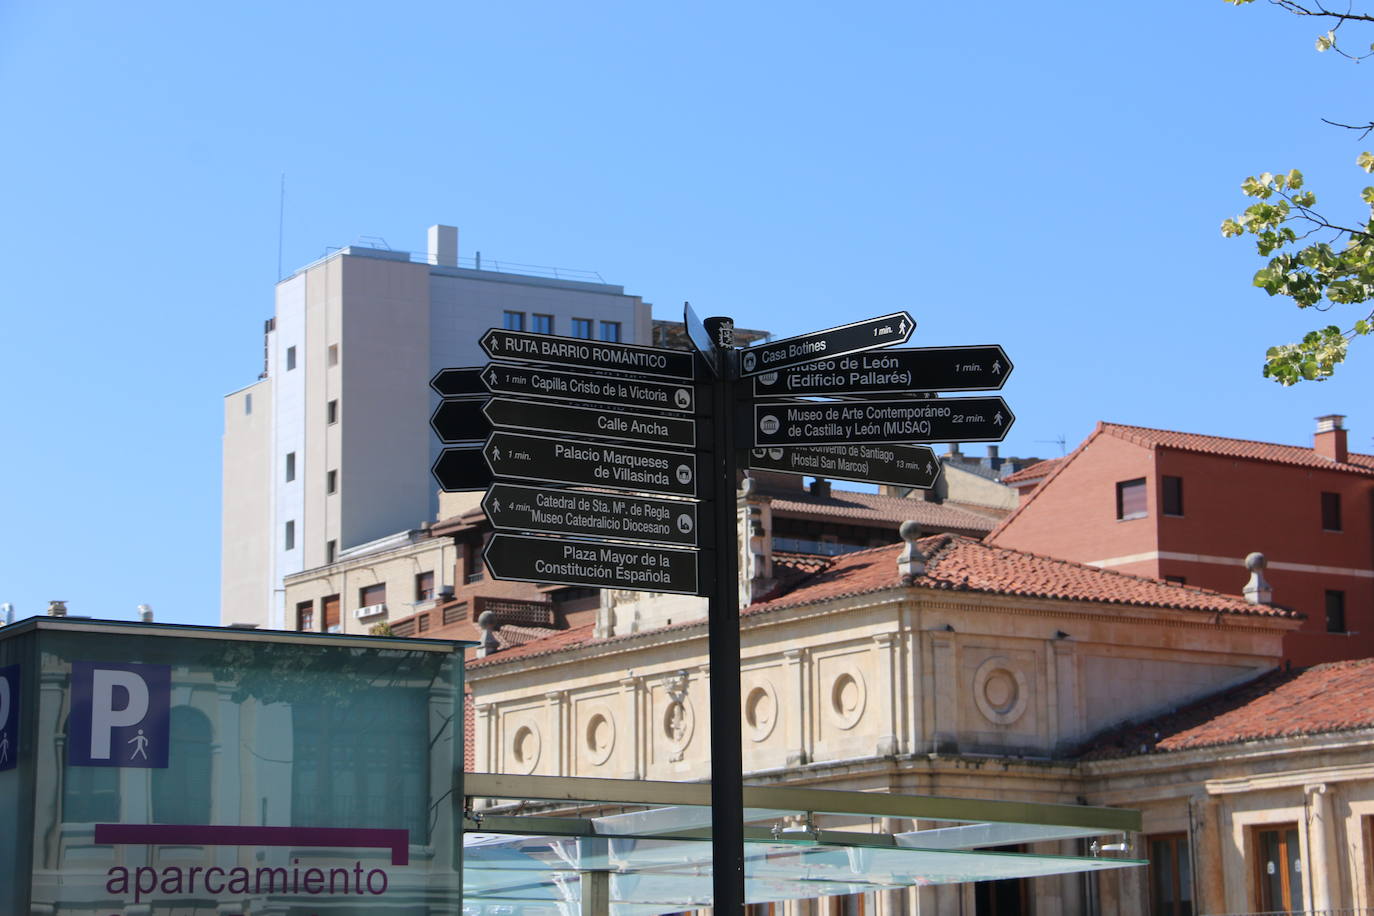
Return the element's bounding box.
[703,315,744,916]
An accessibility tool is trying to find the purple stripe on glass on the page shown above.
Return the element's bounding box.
[93,824,409,866]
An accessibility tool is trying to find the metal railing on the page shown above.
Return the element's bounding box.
[319,244,606,283]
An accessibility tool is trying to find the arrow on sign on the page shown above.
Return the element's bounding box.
[483,483,699,546]
[747,444,942,490]
[751,396,1015,447]
[431,447,494,492]
[484,533,703,595]
[739,312,916,377]
[430,399,493,443]
[429,367,488,398]
[752,345,1014,396]
[480,328,695,380]
[483,432,700,498]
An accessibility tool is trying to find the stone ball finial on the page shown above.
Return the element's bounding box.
[1243,551,1273,605]
[899,520,922,542]
[477,610,498,630]
[476,610,500,656]
[897,521,926,582]
[740,476,756,497]
[1245,552,1267,572]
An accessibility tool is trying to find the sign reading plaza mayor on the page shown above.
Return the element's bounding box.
[0,618,466,915]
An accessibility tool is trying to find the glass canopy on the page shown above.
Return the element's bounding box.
[463,774,1144,916]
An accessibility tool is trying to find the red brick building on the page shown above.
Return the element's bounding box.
[988,417,1374,666]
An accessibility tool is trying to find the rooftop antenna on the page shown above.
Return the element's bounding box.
[276,173,286,280]
[1036,435,1067,456]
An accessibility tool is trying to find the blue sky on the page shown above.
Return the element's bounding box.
[2,1,1371,627]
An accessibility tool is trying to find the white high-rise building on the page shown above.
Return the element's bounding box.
[221,225,652,628]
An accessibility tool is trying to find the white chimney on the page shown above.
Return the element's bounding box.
[427,225,458,267]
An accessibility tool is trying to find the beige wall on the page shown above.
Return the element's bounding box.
[283,535,455,635]
[220,379,271,626]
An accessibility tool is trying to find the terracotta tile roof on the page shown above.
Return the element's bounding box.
[471,536,1299,670]
[764,488,997,533]
[1002,458,1061,484]
[749,534,1300,618]
[1078,658,1374,760]
[1102,422,1374,475]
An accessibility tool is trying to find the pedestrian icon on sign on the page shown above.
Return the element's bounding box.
[0,730,9,766]
[128,728,150,761]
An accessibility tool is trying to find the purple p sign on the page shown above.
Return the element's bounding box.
[69,662,170,768]
[0,664,18,772]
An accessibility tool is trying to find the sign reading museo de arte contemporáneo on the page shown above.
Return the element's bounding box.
[485,533,702,595]
[480,328,696,380]
[484,432,699,498]
[747,443,943,490]
[752,344,1013,396]
[483,397,698,449]
[68,661,171,768]
[0,664,18,772]
[483,362,695,413]
[738,312,915,377]
[751,396,1015,447]
[484,483,699,546]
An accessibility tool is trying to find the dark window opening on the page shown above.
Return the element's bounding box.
[599,320,622,342]
[1116,478,1147,520]
[327,399,339,425]
[532,313,553,334]
[1321,491,1342,531]
[1164,575,1187,585]
[1326,590,1347,633]
[502,311,525,331]
[1161,475,1183,516]
[359,583,386,609]
[1148,833,1193,916]
[296,600,315,632]
[415,571,435,601]
[1254,825,1301,913]
[571,318,593,339]
[322,594,340,633]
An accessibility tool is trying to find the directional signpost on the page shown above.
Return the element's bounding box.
[425,311,1017,916]
[747,443,942,490]
[752,344,1012,396]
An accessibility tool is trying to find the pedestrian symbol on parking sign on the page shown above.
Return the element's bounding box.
[69,661,170,768]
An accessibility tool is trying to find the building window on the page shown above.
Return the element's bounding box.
[572,318,593,339]
[326,469,337,494]
[503,311,525,331]
[532,313,553,334]
[1161,475,1183,516]
[296,600,315,632]
[322,594,340,633]
[285,451,296,482]
[327,399,339,425]
[1116,478,1147,520]
[284,520,295,551]
[415,571,435,601]
[328,343,339,366]
[1164,575,1187,585]
[286,346,297,370]
[1148,833,1192,916]
[359,583,386,609]
[1326,590,1347,633]
[325,540,337,564]
[244,393,252,415]
[599,320,622,342]
[1254,825,1301,913]
[152,707,213,825]
[1321,491,1342,531]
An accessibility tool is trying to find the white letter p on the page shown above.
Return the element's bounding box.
[90,669,148,760]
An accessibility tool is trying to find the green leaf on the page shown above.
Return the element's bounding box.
[1359,152,1374,174]
[1317,31,1335,52]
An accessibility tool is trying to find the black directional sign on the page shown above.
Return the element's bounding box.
[484,533,702,595]
[752,345,1013,396]
[481,328,695,380]
[747,444,943,490]
[482,362,696,413]
[738,312,915,377]
[751,396,1014,447]
[431,446,494,492]
[430,367,488,398]
[483,397,698,449]
[484,483,699,546]
[430,399,493,443]
[484,432,699,498]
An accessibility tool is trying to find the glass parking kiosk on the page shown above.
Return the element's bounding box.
[0,618,469,915]
[0,618,1142,915]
